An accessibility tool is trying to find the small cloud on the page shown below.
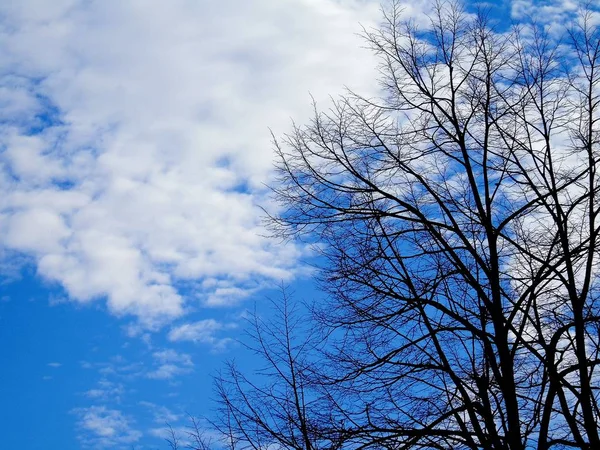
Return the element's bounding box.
[146,348,194,380]
[42,375,53,380]
[168,319,236,350]
[204,285,254,307]
[140,333,152,348]
[138,401,181,424]
[83,380,125,403]
[147,363,192,380]
[47,362,62,368]
[73,406,142,449]
[90,355,144,379]
[84,389,105,399]
[152,349,193,366]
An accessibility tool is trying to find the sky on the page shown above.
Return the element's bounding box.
[0,0,576,448]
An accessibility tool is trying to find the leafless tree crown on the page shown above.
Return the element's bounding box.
[212,1,600,450]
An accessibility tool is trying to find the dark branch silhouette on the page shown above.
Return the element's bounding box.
[266,1,600,449]
[182,1,600,449]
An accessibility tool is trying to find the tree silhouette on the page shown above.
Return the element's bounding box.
[266,1,600,448]
[211,289,332,450]
[181,1,600,450]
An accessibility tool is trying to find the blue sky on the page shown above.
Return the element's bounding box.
[0,0,576,448]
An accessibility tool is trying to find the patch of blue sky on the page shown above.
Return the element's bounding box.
[26,95,63,136]
[213,154,255,195]
[0,271,261,449]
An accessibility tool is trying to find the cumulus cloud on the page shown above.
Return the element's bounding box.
[147,363,190,380]
[73,405,142,449]
[511,0,580,25]
[0,0,384,327]
[168,318,235,350]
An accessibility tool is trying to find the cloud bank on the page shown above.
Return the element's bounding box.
[0,0,381,326]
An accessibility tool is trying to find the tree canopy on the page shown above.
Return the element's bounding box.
[204,1,600,449]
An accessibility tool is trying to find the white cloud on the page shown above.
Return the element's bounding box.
[148,425,192,447]
[47,362,62,368]
[73,405,142,449]
[0,0,383,327]
[152,349,193,367]
[511,0,580,25]
[147,363,192,380]
[168,319,235,350]
[84,380,125,403]
[147,348,194,380]
[139,401,181,425]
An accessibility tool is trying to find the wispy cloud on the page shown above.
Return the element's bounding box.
[139,401,181,425]
[80,355,145,381]
[168,319,236,350]
[73,405,142,449]
[147,348,194,380]
[84,380,125,403]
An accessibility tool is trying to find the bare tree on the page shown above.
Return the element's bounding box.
[210,288,339,450]
[264,1,600,449]
[165,423,181,450]
[187,415,214,450]
[160,415,216,450]
[173,2,600,450]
